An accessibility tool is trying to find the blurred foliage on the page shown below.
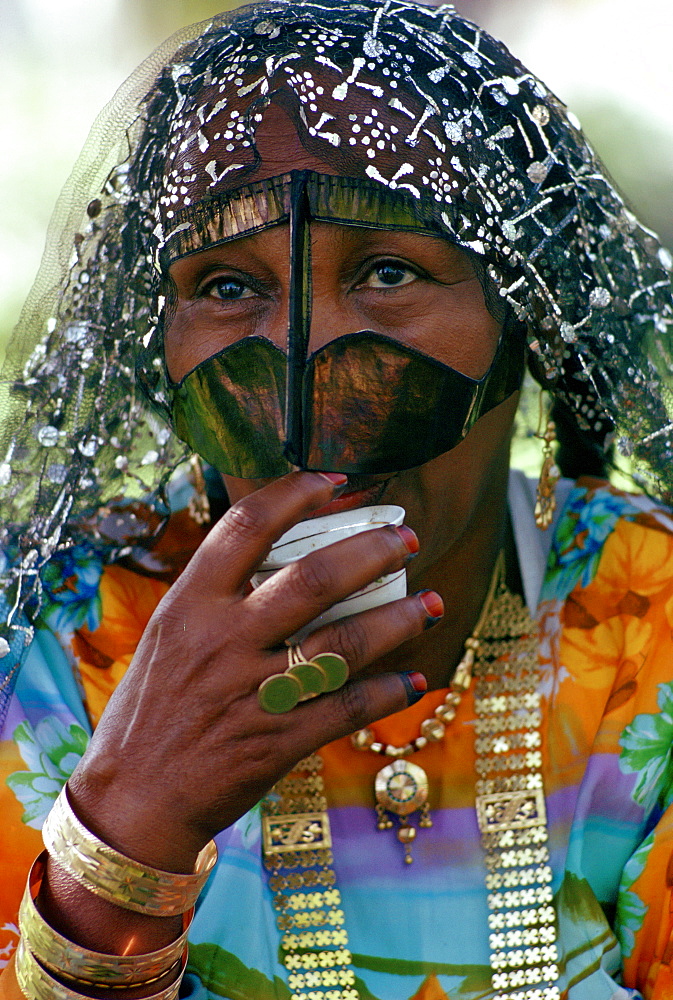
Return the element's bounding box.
[576,102,673,251]
[0,0,237,354]
[131,0,239,35]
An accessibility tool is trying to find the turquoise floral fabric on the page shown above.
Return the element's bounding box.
[2,479,673,998]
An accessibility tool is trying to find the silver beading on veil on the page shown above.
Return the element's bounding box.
[1,0,672,723]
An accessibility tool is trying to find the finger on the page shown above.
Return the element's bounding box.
[250,589,440,719]
[277,671,428,760]
[175,471,347,596]
[297,589,444,676]
[246,523,420,646]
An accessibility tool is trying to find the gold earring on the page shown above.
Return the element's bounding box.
[534,405,560,531]
[188,454,211,526]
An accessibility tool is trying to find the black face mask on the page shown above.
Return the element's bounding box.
[167,172,525,478]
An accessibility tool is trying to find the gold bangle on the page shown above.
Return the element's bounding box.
[42,785,217,917]
[15,937,185,1000]
[19,852,192,987]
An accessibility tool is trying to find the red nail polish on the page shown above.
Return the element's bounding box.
[407,671,427,693]
[400,671,428,705]
[317,472,348,486]
[419,590,444,620]
[395,524,419,555]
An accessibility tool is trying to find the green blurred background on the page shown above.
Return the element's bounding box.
[2,0,672,354]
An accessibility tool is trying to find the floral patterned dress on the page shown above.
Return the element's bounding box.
[3,477,673,999]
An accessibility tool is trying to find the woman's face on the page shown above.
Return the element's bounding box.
[165,218,517,582]
[164,109,518,580]
[165,223,499,381]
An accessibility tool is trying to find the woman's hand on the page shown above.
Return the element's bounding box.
[67,471,441,876]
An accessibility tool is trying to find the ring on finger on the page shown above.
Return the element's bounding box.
[257,672,302,714]
[257,644,350,714]
[286,644,327,701]
[288,643,349,695]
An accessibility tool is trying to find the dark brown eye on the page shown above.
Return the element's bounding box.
[363,261,417,288]
[205,277,254,300]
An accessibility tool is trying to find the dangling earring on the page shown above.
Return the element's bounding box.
[534,399,560,531]
[188,454,211,526]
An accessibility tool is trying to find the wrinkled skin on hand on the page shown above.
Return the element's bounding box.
[68,471,433,873]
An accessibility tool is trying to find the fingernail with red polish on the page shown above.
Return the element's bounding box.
[418,589,444,627]
[400,670,428,706]
[317,472,348,486]
[395,524,419,555]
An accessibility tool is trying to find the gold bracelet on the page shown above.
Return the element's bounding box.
[19,852,192,987]
[15,937,185,1000]
[42,785,217,917]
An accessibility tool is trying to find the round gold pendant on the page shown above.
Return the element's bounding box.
[374,760,428,818]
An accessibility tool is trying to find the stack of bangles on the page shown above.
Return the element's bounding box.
[15,785,218,1000]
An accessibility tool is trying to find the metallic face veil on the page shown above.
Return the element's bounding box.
[166,170,525,477]
[1,0,673,714]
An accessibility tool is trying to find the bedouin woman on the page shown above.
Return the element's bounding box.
[2,2,673,998]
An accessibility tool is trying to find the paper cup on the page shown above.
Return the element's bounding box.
[251,505,407,639]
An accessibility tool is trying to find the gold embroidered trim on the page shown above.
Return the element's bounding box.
[262,755,359,1000]
[473,583,561,1000]
[262,581,560,1000]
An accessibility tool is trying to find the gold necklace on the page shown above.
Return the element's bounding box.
[472,571,560,998]
[261,567,561,999]
[350,551,505,863]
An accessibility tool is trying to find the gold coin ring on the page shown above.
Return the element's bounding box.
[258,673,302,714]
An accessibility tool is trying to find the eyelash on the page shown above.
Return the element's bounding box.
[198,256,425,301]
[200,275,258,301]
[358,258,422,289]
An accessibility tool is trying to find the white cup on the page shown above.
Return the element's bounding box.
[251,504,407,640]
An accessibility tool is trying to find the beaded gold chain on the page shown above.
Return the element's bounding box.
[350,551,504,862]
[262,571,560,1000]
